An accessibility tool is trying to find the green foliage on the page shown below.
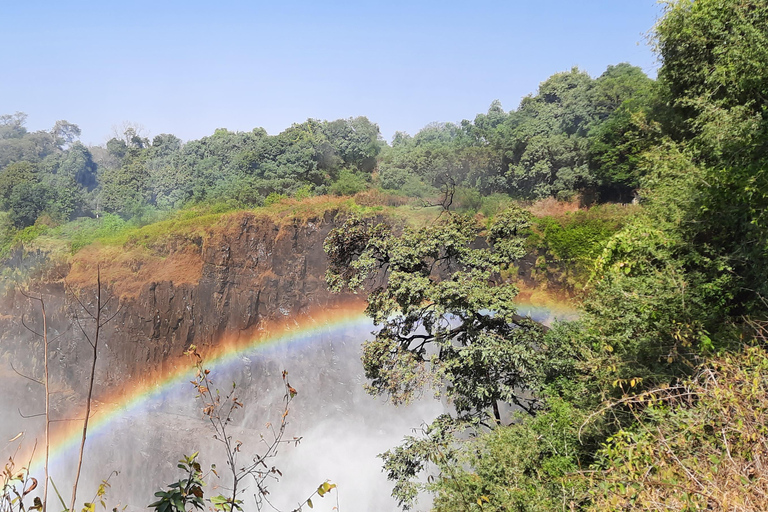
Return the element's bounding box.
[527,205,631,289]
[0,161,37,209]
[326,208,548,419]
[504,68,597,199]
[293,184,313,201]
[324,207,597,510]
[588,345,768,511]
[376,65,655,202]
[453,187,482,212]
[587,74,662,200]
[68,214,129,252]
[149,453,206,512]
[263,192,287,206]
[7,182,56,228]
[431,399,587,512]
[649,0,768,318]
[478,193,514,218]
[329,168,368,196]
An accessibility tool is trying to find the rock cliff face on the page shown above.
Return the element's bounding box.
[107,211,359,381]
[0,210,359,392]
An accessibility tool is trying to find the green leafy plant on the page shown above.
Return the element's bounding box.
[149,454,205,512]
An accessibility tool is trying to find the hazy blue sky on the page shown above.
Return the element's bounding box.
[1,1,663,144]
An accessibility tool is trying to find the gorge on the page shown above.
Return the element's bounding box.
[0,207,574,511]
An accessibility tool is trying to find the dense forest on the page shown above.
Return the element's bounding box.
[3,0,768,510]
[0,60,654,235]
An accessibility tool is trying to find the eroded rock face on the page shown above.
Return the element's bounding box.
[0,211,358,392]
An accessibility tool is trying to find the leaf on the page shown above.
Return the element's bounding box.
[307,498,313,509]
[22,477,37,496]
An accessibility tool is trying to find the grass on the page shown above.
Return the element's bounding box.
[525,203,638,292]
[0,193,643,298]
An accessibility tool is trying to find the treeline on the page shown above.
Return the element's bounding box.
[0,115,382,228]
[0,62,657,230]
[380,63,655,202]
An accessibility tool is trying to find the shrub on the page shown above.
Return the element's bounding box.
[330,168,368,196]
[588,344,768,511]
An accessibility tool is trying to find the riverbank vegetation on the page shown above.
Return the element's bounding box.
[322,0,768,510]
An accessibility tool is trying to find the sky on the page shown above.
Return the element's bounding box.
[0,0,664,145]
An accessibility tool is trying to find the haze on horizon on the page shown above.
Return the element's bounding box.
[0,0,662,144]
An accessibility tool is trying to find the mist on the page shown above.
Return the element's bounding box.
[0,315,444,512]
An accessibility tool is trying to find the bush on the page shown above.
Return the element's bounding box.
[453,187,483,212]
[264,192,287,206]
[399,176,434,198]
[69,214,129,252]
[589,344,768,511]
[293,184,313,201]
[330,168,368,196]
[527,205,631,289]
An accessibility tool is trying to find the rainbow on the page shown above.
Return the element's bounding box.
[25,295,578,475]
[28,303,372,474]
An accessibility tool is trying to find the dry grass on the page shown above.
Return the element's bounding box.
[525,196,583,218]
[67,243,203,298]
[589,343,768,511]
[353,189,411,207]
[256,195,357,223]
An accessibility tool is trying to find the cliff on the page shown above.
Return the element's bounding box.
[0,208,360,393]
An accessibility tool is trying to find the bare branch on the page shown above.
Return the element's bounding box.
[101,303,123,327]
[20,315,44,339]
[9,361,42,386]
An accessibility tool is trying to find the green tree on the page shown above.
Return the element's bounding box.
[325,208,546,421]
[587,64,660,200]
[7,181,54,227]
[329,168,368,196]
[654,0,768,315]
[500,68,597,198]
[0,161,37,209]
[324,208,569,508]
[51,120,81,149]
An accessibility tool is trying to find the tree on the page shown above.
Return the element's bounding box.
[6,181,53,227]
[0,112,28,139]
[325,207,585,508]
[323,116,382,173]
[99,159,150,214]
[55,142,98,190]
[325,207,548,421]
[654,0,768,316]
[66,267,120,512]
[51,120,81,149]
[590,63,654,120]
[496,68,597,198]
[0,161,37,209]
[15,291,53,512]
